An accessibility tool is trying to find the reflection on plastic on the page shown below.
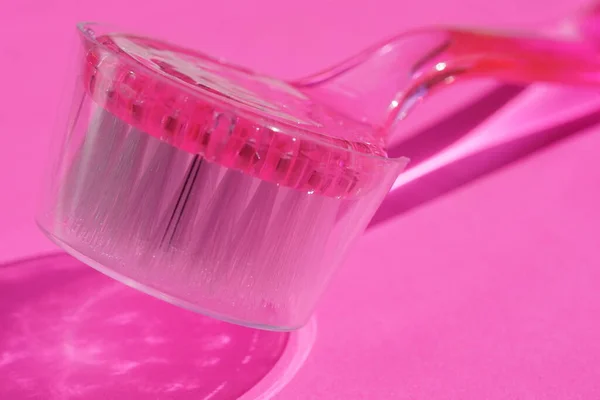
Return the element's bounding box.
[0,253,289,399]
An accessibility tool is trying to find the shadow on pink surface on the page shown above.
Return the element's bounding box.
[386,84,526,165]
[370,89,600,227]
[0,254,288,400]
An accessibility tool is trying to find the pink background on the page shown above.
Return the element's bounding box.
[2,0,600,398]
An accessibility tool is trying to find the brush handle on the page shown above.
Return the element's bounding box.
[446,29,600,84]
[394,29,600,122]
[295,28,600,137]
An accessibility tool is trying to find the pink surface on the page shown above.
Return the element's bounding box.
[2,0,600,399]
[0,254,289,399]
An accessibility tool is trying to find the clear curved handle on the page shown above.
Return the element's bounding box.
[293,28,600,143]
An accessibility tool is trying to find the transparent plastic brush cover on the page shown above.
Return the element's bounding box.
[37,22,600,330]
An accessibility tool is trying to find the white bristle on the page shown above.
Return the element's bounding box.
[52,108,349,328]
[94,129,149,243]
[57,110,129,232]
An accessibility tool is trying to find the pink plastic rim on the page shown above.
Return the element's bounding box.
[78,22,397,198]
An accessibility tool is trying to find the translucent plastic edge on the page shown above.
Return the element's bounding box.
[238,317,317,400]
[77,22,408,165]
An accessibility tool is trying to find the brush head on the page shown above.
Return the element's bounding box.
[82,27,388,197]
[36,23,407,330]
